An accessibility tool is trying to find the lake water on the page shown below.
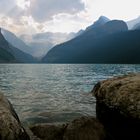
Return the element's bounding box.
[0,64,140,125]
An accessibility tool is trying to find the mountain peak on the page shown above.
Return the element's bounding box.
[98,16,110,22]
[94,16,110,26]
[85,16,110,31]
[127,16,140,29]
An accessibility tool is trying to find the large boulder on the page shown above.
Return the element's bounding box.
[30,123,67,140]
[92,73,140,140]
[30,117,106,140]
[63,116,105,140]
[0,93,30,140]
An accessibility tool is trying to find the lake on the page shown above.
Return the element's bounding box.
[0,64,140,125]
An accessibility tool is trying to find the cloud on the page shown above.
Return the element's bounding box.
[6,6,25,19]
[0,0,16,14]
[40,13,90,33]
[1,0,140,36]
[0,0,28,23]
[0,0,86,34]
[30,0,85,22]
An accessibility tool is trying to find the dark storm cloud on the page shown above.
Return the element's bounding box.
[30,0,85,22]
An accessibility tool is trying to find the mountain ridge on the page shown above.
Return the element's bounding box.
[42,19,131,63]
[0,28,37,63]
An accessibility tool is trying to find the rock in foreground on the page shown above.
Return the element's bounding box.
[30,123,66,140]
[63,117,105,140]
[92,73,140,140]
[30,116,106,140]
[0,93,30,140]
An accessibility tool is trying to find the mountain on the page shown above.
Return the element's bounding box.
[75,16,110,37]
[42,19,140,64]
[0,28,36,63]
[85,16,110,31]
[1,28,33,56]
[127,16,140,30]
[132,23,140,30]
[0,29,16,62]
[20,32,76,58]
[0,47,16,63]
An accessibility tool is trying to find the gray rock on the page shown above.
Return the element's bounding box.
[63,116,105,140]
[30,123,67,140]
[30,116,106,140]
[92,73,140,140]
[0,93,30,140]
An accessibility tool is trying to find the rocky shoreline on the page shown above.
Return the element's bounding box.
[0,73,140,140]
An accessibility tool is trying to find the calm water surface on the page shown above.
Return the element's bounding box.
[0,64,140,125]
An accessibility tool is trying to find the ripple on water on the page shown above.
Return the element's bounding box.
[0,64,140,124]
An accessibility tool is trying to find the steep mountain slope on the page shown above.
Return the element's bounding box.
[0,48,16,63]
[1,28,33,56]
[42,20,134,63]
[127,16,140,29]
[0,28,36,63]
[85,16,110,31]
[0,29,16,62]
[75,16,110,37]
[132,23,140,30]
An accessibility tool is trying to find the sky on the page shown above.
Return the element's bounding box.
[0,0,140,35]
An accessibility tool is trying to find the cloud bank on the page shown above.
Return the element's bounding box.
[0,0,86,34]
[30,0,85,22]
[0,0,140,35]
